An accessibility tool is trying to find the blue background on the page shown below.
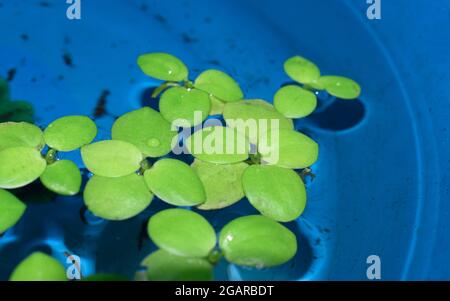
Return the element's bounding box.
[0,0,449,280]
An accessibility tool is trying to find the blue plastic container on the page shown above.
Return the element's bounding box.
[0,0,449,280]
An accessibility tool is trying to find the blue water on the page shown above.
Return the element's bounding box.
[0,0,449,280]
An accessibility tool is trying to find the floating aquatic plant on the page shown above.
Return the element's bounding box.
[242,165,306,222]
[143,209,297,280]
[111,107,176,158]
[1,51,361,281]
[191,160,248,210]
[84,173,153,221]
[9,252,66,281]
[143,159,206,206]
[147,209,216,258]
[0,189,26,234]
[275,55,361,119]
[40,159,82,196]
[44,115,97,152]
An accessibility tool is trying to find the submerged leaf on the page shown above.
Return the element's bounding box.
[0,78,9,102]
[0,147,46,189]
[194,69,243,102]
[9,252,66,281]
[219,215,297,268]
[137,53,189,82]
[144,159,205,206]
[0,189,27,234]
[142,249,213,281]
[40,160,82,196]
[44,115,97,152]
[0,101,35,123]
[111,107,177,158]
[84,174,153,221]
[191,160,248,210]
[242,165,306,222]
[81,140,143,177]
[147,208,216,257]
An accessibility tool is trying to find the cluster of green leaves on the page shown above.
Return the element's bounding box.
[143,209,296,280]
[0,116,96,239]
[274,56,361,119]
[134,53,319,280]
[0,78,35,123]
[1,52,361,281]
[0,117,95,196]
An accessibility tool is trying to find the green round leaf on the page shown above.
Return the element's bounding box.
[144,159,205,206]
[0,147,46,189]
[137,53,189,82]
[83,274,128,281]
[274,85,317,119]
[81,140,143,177]
[84,174,153,221]
[284,56,320,84]
[9,252,66,281]
[242,165,306,222]
[112,107,177,158]
[191,160,248,210]
[194,69,243,102]
[147,209,216,257]
[319,76,361,99]
[259,129,318,169]
[159,87,210,127]
[40,160,82,196]
[0,189,27,234]
[219,215,297,268]
[142,249,213,281]
[223,99,294,144]
[186,126,249,164]
[209,95,225,115]
[44,115,97,152]
[0,122,44,151]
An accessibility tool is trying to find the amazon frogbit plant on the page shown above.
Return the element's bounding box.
[0,52,360,281]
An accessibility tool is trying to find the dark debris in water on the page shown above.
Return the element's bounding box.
[93,89,118,120]
[139,4,148,12]
[20,33,29,42]
[62,52,74,68]
[181,32,198,44]
[154,14,166,24]
[205,60,221,67]
[6,68,16,82]
[38,1,52,8]
[63,35,71,45]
